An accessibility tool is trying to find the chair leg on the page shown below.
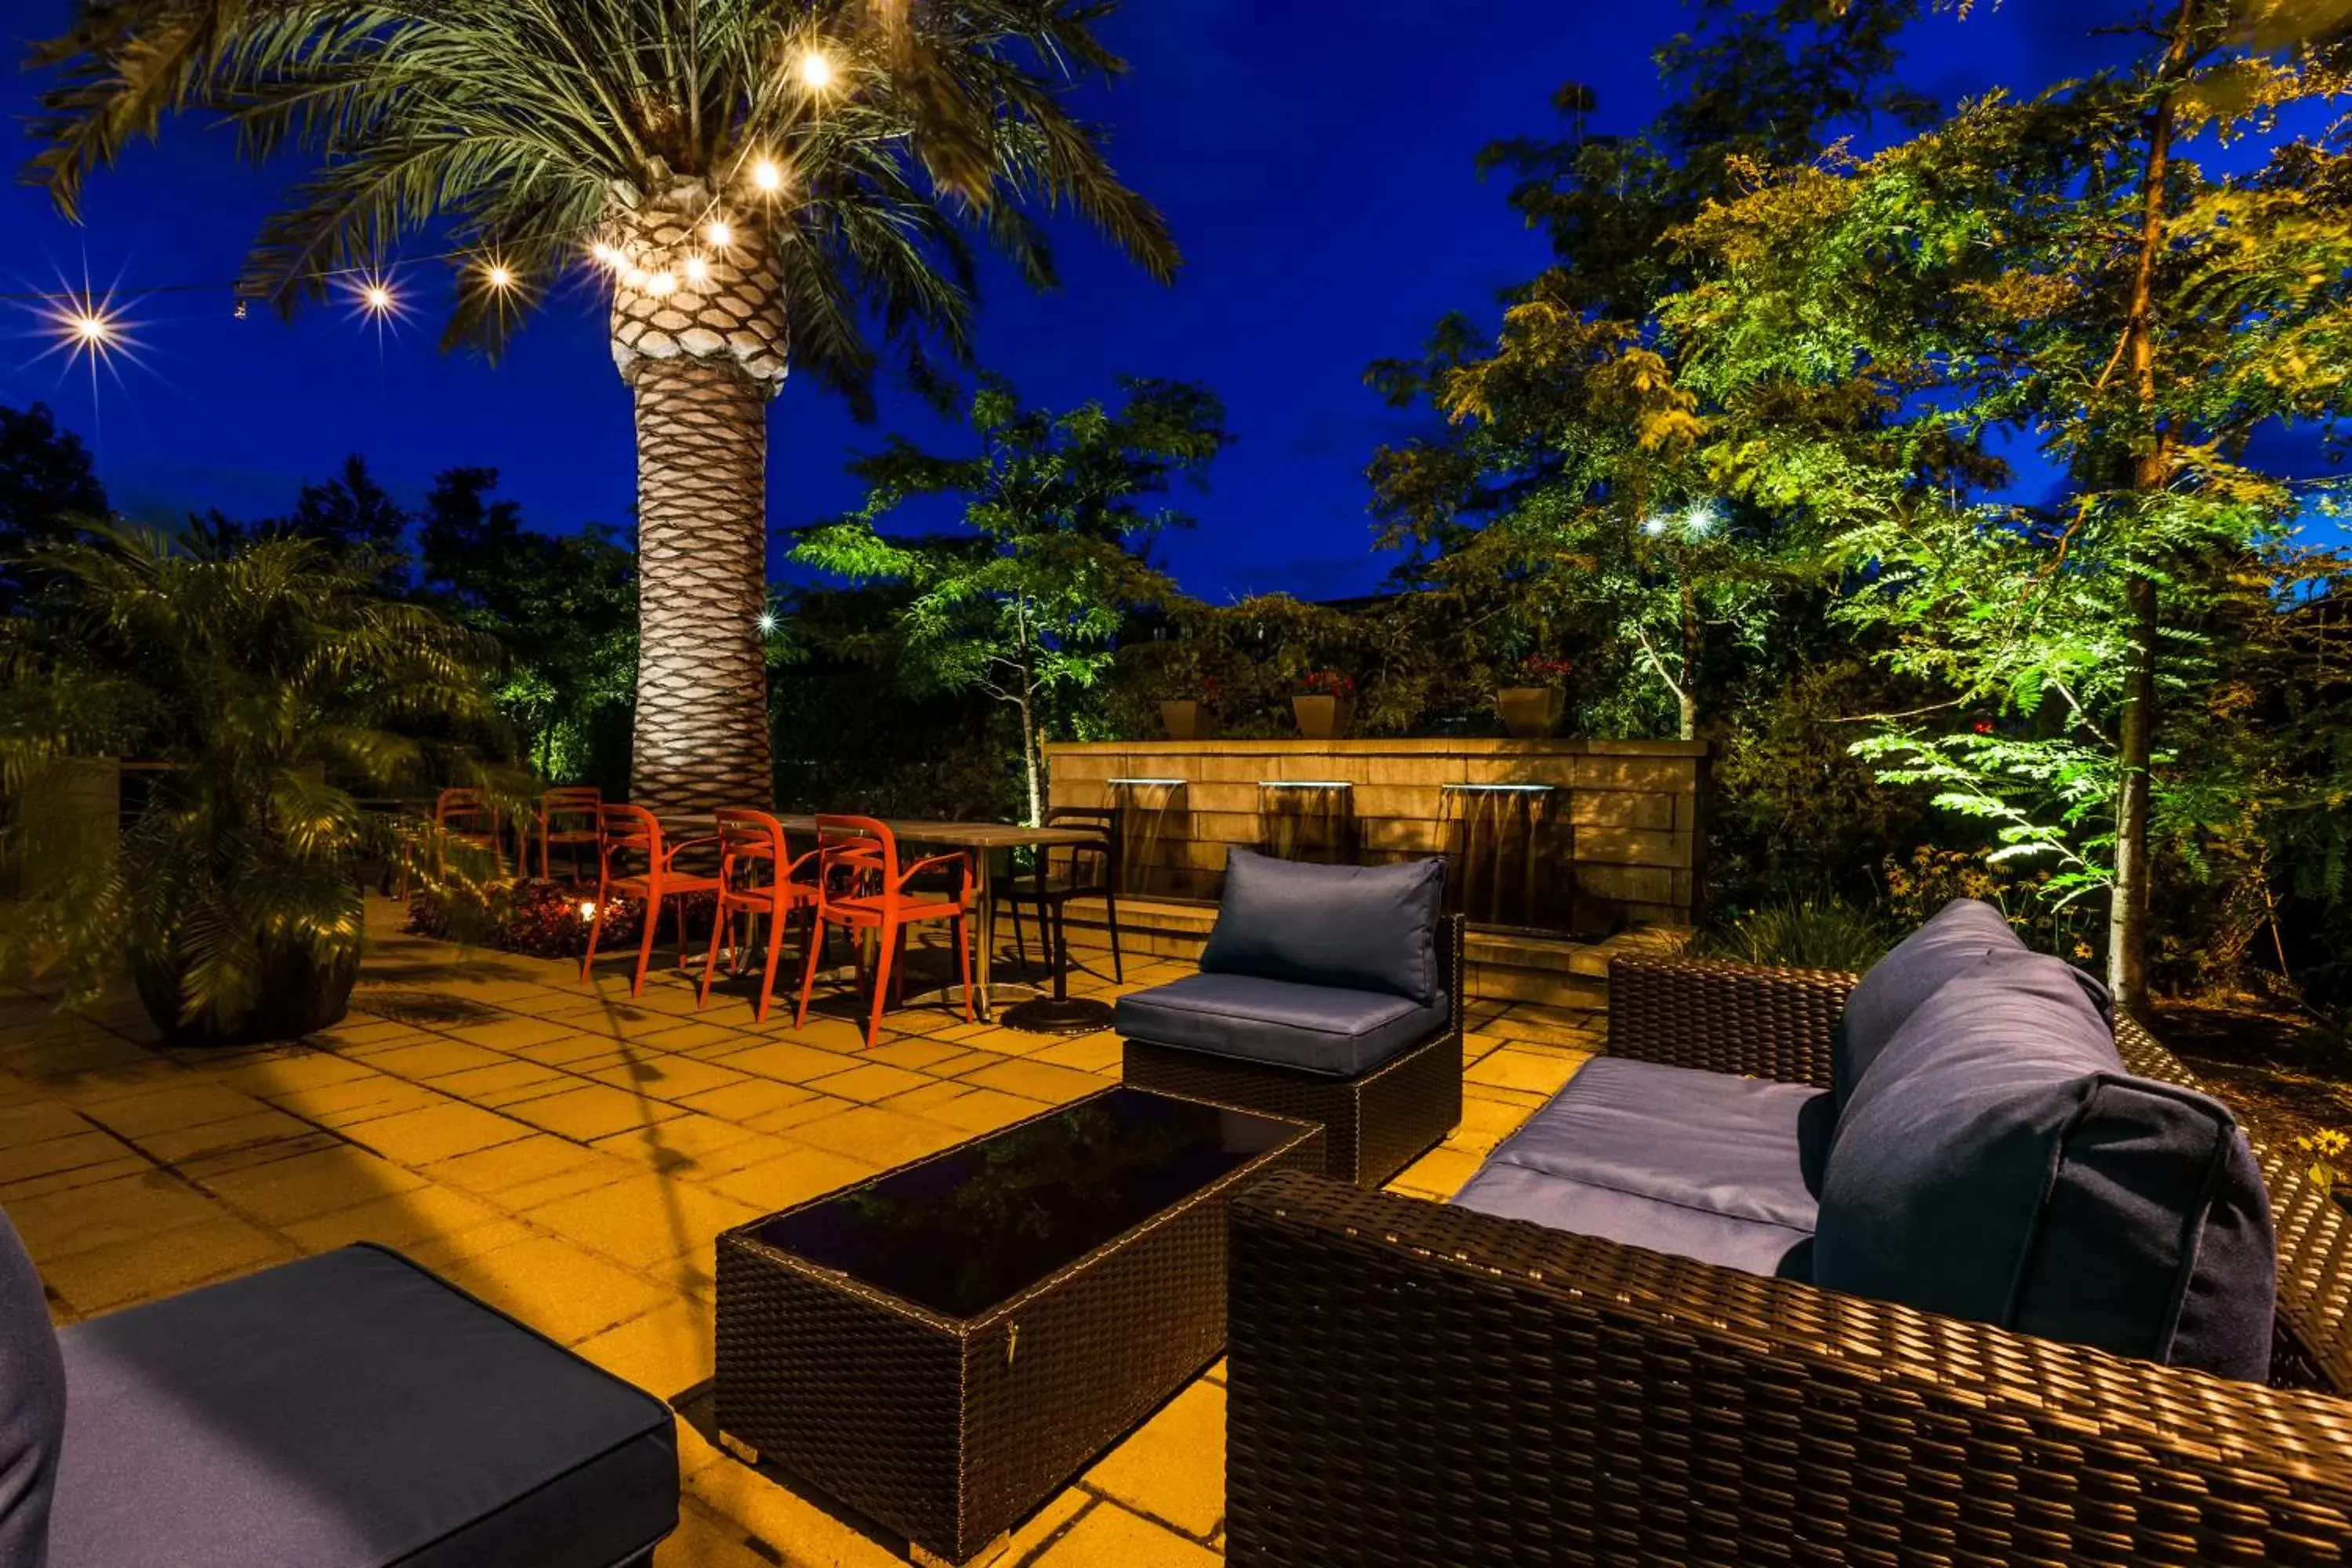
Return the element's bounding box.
[697,899,728,1009]
[754,902,787,1023]
[632,895,660,996]
[580,873,610,983]
[674,897,693,971]
[1104,885,1124,983]
[1010,899,1028,972]
[793,914,828,1028]
[866,925,896,1047]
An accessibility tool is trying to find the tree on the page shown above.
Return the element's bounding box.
[0,402,108,611]
[793,376,1229,822]
[416,469,638,789]
[29,0,1179,814]
[1368,0,1934,739]
[1657,1,2352,1004]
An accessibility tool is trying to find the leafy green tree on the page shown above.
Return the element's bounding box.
[29,0,1178,815]
[1658,0,2352,1004]
[417,469,639,789]
[793,376,1229,822]
[0,401,108,611]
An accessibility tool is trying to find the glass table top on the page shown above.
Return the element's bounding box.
[747,1087,1302,1319]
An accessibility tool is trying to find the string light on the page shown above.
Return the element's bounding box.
[684,256,710,285]
[705,220,733,248]
[356,277,398,318]
[645,270,678,297]
[757,612,779,633]
[798,49,836,89]
[751,158,784,194]
[483,263,516,291]
[591,241,624,269]
[623,267,650,290]
[66,309,115,347]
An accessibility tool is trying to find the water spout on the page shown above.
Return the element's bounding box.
[1440,783,1566,932]
[1108,779,1189,897]
[1258,782,1356,865]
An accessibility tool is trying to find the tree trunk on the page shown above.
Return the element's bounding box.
[1677,559,1701,742]
[2108,0,2198,1009]
[607,182,789,815]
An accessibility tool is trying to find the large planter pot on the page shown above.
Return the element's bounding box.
[1159,699,1214,741]
[1496,685,1566,739]
[1290,695,1356,740]
[130,936,361,1047]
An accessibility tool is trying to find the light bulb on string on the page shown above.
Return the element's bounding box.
[591,241,624,270]
[684,256,710,285]
[798,48,836,89]
[484,262,516,292]
[706,220,733,248]
[645,270,677,297]
[751,158,784,194]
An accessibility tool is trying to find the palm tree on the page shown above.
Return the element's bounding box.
[27,1,1179,815]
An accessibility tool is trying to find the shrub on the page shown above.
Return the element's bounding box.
[1697,898,1896,973]
[407,877,717,960]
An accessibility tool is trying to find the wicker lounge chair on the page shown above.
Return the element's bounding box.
[1226,948,2352,1567]
[1117,851,1465,1189]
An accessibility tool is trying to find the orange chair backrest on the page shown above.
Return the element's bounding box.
[434,787,495,835]
[713,808,786,894]
[596,803,663,878]
[812,815,897,916]
[542,786,601,831]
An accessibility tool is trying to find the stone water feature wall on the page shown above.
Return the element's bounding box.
[1044,738,1709,935]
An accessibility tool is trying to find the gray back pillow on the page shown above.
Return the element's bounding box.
[1816,949,2275,1381]
[1200,850,1446,1004]
[1836,898,2029,1107]
[0,1209,63,1568]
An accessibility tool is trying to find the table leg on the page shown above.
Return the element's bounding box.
[975,848,994,1022]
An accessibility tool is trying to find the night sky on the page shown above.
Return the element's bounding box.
[0,4,2233,604]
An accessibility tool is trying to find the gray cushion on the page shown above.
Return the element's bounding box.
[1199,849,1446,1005]
[1816,949,2276,1381]
[1454,1057,1831,1279]
[49,1245,677,1568]
[0,1210,64,1568]
[1835,897,2028,1107]
[1113,972,1450,1077]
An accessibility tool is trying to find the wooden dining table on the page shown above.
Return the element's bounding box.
[662,813,1105,1021]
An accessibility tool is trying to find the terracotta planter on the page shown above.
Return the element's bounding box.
[1496,685,1565,739]
[1159,699,1214,741]
[1290,694,1356,740]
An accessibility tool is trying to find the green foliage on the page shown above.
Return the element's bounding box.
[27,0,1178,412]
[0,528,510,1036]
[1695,898,1896,973]
[0,401,108,612]
[416,467,637,790]
[793,376,1230,820]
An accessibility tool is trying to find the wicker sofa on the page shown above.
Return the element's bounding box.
[1226,949,2352,1566]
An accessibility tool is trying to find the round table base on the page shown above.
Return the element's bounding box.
[1000,996,1116,1036]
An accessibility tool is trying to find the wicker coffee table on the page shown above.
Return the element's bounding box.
[713,1086,1323,1565]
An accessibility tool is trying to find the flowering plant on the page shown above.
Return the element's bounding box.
[1198,673,1223,707]
[2300,1127,2349,1196]
[1299,670,1356,699]
[1515,654,1574,684]
[408,877,718,960]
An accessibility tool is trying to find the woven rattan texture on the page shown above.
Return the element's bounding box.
[715,1107,1323,1563]
[1227,956,2352,1566]
[1121,914,1466,1188]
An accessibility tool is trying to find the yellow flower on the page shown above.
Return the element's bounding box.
[2073,942,2093,960]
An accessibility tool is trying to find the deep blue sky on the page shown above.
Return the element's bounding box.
[0,2,2291,602]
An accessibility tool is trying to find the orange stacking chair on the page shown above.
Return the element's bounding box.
[697,809,822,1022]
[579,804,721,996]
[537,786,603,883]
[793,815,974,1047]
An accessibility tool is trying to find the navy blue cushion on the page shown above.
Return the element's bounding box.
[1454,1057,1832,1279]
[1113,972,1449,1077]
[49,1245,677,1568]
[1199,849,1445,1005]
[0,1210,64,1568]
[1817,949,2276,1381]
[1835,897,2028,1108]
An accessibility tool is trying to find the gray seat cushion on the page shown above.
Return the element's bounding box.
[0,1210,64,1568]
[1113,972,1450,1077]
[1816,949,2276,1381]
[49,1245,677,1568]
[1199,849,1446,1005]
[1454,1057,1832,1279]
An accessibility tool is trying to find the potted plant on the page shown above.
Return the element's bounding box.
[0,528,507,1046]
[1497,655,1573,739]
[1160,673,1220,741]
[1291,670,1357,740]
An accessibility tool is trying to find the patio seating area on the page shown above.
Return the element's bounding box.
[0,895,1600,1566]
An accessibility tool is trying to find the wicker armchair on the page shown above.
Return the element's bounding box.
[1227,953,2352,1567]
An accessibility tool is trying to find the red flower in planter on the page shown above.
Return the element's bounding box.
[1517,655,1574,683]
[1300,670,1356,699]
[1200,673,1223,707]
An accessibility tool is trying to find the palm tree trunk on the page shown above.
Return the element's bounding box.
[606,181,789,815]
[630,358,773,813]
